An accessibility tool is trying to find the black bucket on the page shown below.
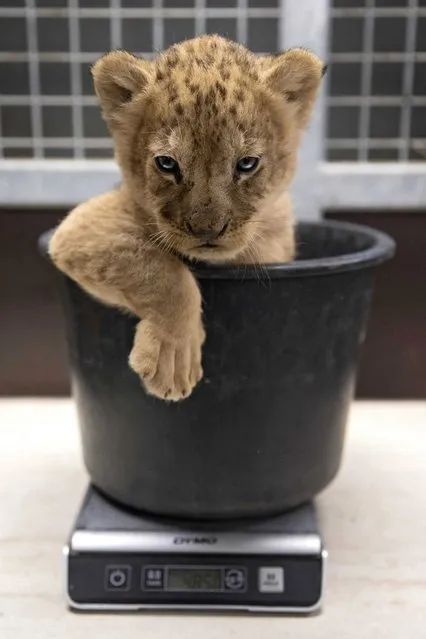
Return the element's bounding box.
[39,220,394,520]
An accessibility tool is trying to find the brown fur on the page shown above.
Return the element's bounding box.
[49,36,323,401]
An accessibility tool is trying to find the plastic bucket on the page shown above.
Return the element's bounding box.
[40,220,395,519]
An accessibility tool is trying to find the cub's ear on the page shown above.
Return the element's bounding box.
[92,51,152,124]
[263,48,325,129]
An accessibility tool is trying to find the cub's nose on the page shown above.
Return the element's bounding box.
[184,221,228,242]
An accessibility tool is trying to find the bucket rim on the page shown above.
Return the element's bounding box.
[39,219,395,280]
[191,219,395,280]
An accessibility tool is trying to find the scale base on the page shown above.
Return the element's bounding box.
[65,487,326,614]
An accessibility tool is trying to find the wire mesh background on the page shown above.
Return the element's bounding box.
[328,0,426,162]
[0,0,280,159]
[0,0,425,163]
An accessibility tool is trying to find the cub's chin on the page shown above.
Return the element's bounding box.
[181,244,243,263]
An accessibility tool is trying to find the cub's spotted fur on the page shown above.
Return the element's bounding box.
[49,36,324,401]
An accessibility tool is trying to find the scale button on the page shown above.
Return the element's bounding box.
[143,567,165,590]
[258,567,284,593]
[105,565,132,591]
[224,568,246,591]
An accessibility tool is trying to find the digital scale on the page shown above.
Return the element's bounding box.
[65,487,326,614]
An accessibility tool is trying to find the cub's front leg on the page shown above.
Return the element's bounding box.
[126,249,205,401]
[49,191,204,401]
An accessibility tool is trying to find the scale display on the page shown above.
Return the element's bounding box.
[142,565,247,592]
[168,567,222,591]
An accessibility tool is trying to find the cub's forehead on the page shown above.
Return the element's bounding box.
[150,37,264,123]
[145,36,274,155]
[148,98,267,160]
[155,35,260,84]
[148,118,251,160]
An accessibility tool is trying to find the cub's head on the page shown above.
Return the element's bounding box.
[92,36,324,261]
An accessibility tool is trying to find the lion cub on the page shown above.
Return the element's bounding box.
[49,35,324,401]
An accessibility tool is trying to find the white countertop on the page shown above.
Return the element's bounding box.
[0,399,425,638]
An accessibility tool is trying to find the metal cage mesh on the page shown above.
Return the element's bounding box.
[327,0,426,162]
[0,0,425,164]
[0,0,280,159]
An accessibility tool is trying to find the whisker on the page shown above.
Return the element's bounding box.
[244,232,271,287]
[245,242,261,284]
[163,231,177,255]
[147,228,176,255]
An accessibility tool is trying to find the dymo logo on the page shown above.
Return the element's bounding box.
[173,536,218,545]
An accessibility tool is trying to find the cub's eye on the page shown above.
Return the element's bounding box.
[236,156,260,174]
[155,156,179,173]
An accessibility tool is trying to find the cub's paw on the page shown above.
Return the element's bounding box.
[129,319,205,401]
